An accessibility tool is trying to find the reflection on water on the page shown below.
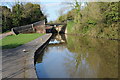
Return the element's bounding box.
[35,34,118,78]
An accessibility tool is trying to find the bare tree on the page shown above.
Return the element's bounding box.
[40,4,49,18]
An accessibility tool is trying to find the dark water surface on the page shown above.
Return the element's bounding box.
[35,34,118,78]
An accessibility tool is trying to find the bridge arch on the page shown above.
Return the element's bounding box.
[45,23,67,34]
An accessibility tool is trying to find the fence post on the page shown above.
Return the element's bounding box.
[32,24,35,32]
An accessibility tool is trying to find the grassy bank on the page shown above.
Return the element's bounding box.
[57,2,119,40]
[67,21,119,40]
[67,21,74,33]
[0,33,44,49]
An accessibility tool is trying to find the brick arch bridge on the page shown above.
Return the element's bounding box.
[11,20,67,35]
[45,23,67,34]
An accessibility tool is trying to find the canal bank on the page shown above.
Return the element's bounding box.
[2,33,52,79]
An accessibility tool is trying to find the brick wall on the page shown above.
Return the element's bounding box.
[12,20,45,35]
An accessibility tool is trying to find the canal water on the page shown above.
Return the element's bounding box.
[35,34,118,78]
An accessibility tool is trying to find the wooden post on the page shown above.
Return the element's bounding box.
[32,24,35,32]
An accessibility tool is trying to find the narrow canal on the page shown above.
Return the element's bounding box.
[35,34,118,78]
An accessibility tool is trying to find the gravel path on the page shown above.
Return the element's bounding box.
[0,32,14,40]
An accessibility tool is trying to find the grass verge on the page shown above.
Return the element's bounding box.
[67,21,74,33]
[0,33,44,49]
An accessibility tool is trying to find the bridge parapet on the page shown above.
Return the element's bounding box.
[12,20,45,35]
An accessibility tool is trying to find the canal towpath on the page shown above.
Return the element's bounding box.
[2,33,52,79]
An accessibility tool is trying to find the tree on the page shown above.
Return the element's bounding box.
[104,2,119,25]
[22,3,45,24]
[1,2,47,33]
[1,6,12,32]
[12,2,46,26]
[66,9,75,20]
[12,3,23,27]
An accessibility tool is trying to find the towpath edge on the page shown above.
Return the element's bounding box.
[2,33,52,79]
